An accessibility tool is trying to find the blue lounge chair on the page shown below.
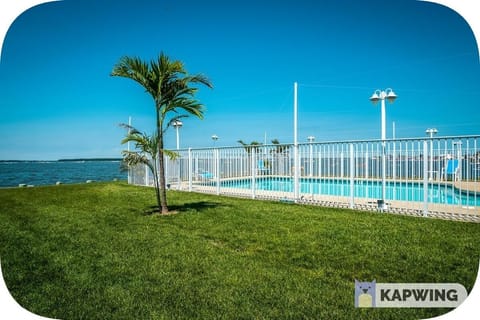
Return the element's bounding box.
[443,159,459,181]
[198,170,214,180]
[257,159,269,175]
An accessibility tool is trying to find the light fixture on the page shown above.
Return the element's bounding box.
[172,120,183,128]
[369,91,381,104]
[386,89,397,103]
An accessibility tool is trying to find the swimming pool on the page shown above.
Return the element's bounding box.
[221,177,479,207]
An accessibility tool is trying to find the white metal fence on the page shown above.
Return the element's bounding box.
[129,136,480,222]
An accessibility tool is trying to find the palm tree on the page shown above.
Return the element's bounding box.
[271,139,289,175]
[112,53,212,214]
[237,140,264,175]
[271,139,289,154]
[237,140,263,154]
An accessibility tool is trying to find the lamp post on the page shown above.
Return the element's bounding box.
[426,128,438,180]
[369,88,397,210]
[211,135,219,191]
[293,82,299,201]
[307,136,315,177]
[172,120,183,150]
[127,116,132,184]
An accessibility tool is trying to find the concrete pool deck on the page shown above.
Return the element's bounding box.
[454,181,480,194]
[171,179,480,223]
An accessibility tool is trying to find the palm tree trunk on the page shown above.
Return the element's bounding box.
[151,158,163,214]
[157,148,169,214]
[156,109,169,214]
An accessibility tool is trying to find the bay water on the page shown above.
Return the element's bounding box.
[0,160,127,188]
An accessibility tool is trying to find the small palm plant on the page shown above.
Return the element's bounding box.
[120,124,178,213]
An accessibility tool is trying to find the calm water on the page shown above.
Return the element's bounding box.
[223,177,479,206]
[0,161,127,187]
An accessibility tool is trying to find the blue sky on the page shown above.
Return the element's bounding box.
[0,0,479,160]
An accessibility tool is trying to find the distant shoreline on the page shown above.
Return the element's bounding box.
[58,158,123,162]
[0,158,122,163]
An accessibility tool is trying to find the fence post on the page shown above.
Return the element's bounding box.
[365,151,369,179]
[293,144,300,201]
[349,143,355,209]
[340,150,344,178]
[177,156,181,190]
[215,148,220,195]
[318,150,322,178]
[188,148,192,192]
[423,140,429,217]
[163,157,167,188]
[145,163,149,186]
[251,148,256,199]
[381,142,387,211]
[392,141,396,181]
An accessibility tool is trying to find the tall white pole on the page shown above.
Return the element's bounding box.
[127,116,132,152]
[426,129,438,180]
[294,82,298,147]
[175,126,180,150]
[264,131,267,156]
[370,88,397,210]
[309,143,313,177]
[175,126,180,189]
[392,121,396,181]
[381,97,386,141]
[293,82,300,201]
[430,137,433,180]
[127,116,132,184]
[381,96,387,209]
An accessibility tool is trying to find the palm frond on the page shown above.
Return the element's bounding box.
[111,56,156,98]
[119,123,141,135]
[121,151,154,171]
[121,129,159,160]
[168,97,204,120]
[162,149,180,160]
[121,133,147,148]
[187,74,213,89]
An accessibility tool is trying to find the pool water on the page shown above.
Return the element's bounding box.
[222,177,479,207]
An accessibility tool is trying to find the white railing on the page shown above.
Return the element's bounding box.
[130,136,480,222]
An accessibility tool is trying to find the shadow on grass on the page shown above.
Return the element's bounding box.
[141,201,223,215]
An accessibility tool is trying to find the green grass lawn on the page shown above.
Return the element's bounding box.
[0,182,479,319]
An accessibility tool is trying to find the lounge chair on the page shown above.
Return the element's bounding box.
[197,170,214,181]
[442,159,460,181]
[257,159,269,175]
